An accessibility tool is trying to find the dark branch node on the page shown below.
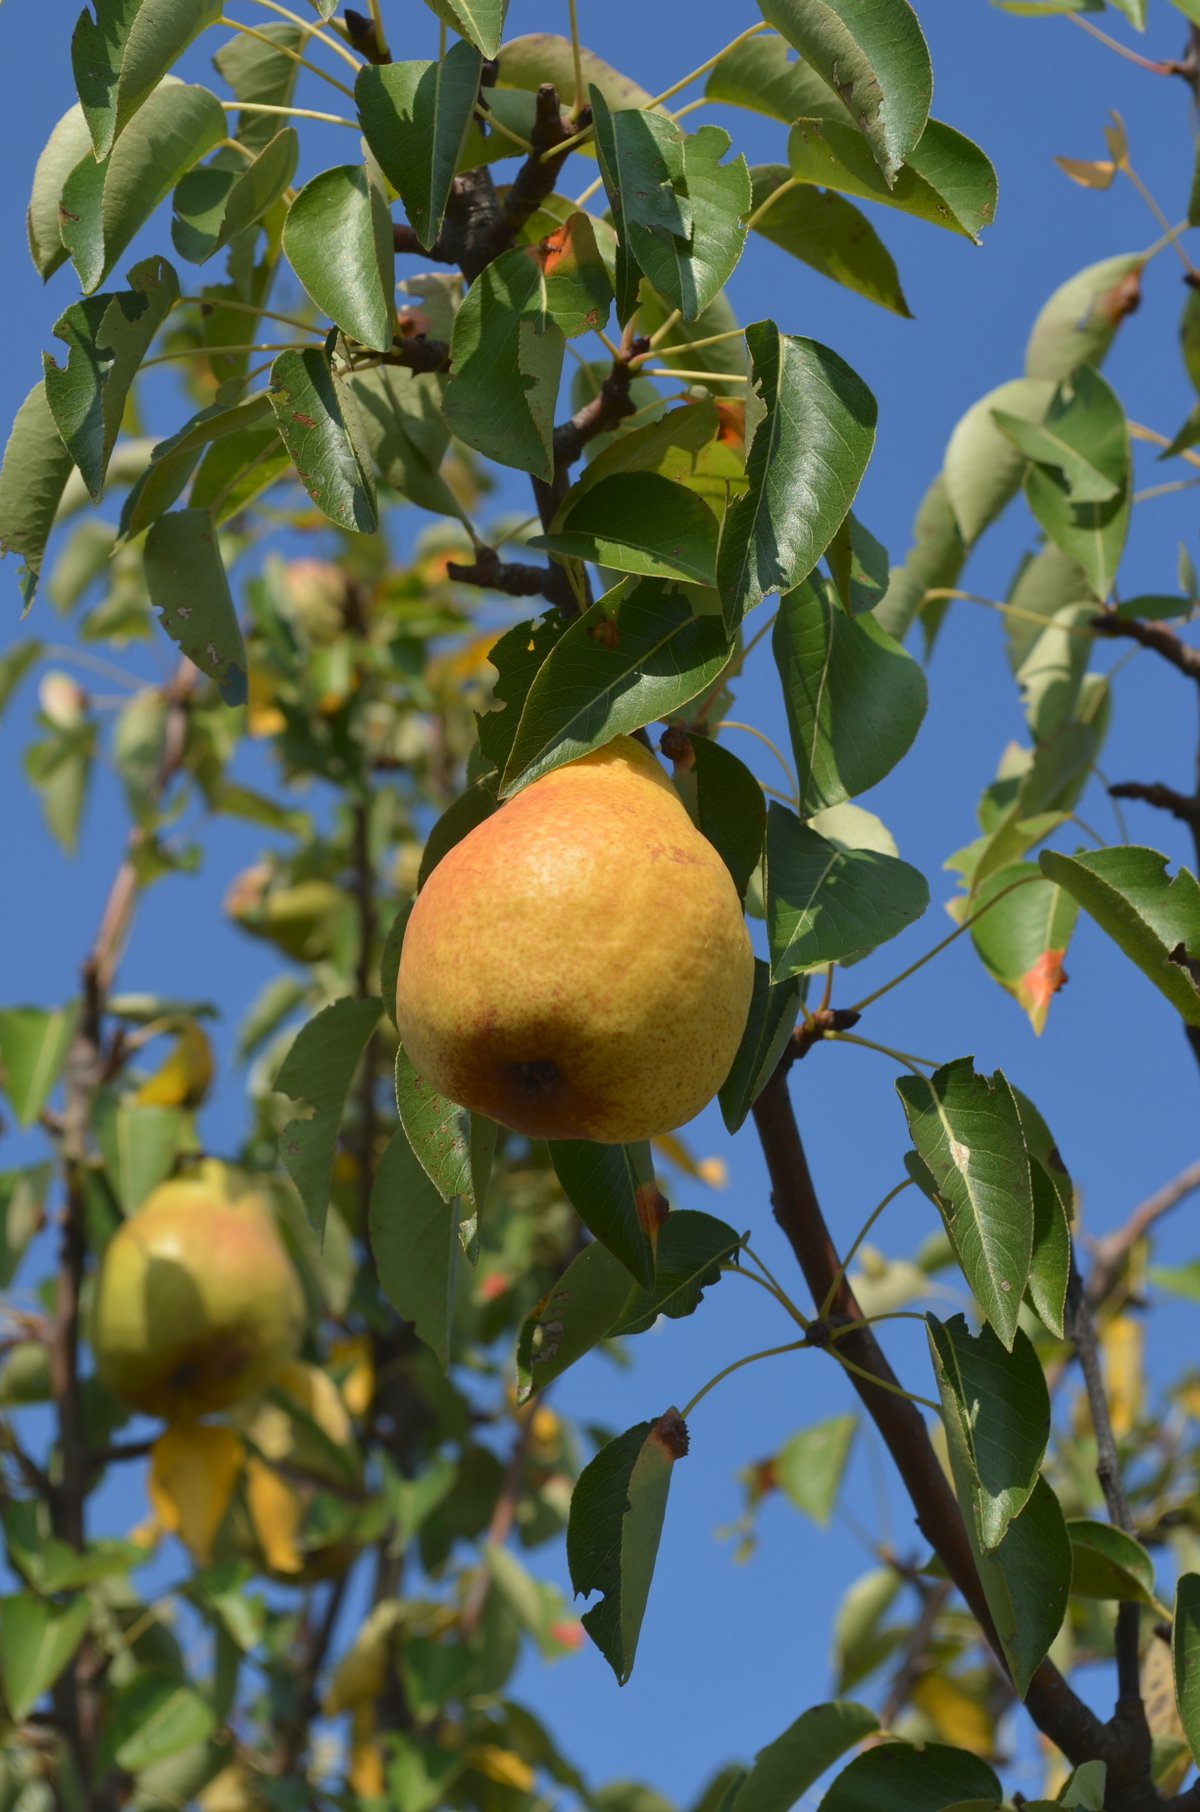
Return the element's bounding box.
[1108,779,1200,824]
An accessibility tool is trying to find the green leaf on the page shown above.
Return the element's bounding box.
[282,164,395,352]
[821,1741,1001,1811]
[1014,604,1094,743]
[43,255,179,504]
[0,644,42,721]
[356,45,483,250]
[1173,1573,1200,1767]
[873,473,965,647]
[422,0,507,59]
[213,20,302,154]
[0,382,77,611]
[275,996,382,1237]
[765,804,928,976]
[268,345,378,533]
[1021,369,1130,600]
[728,1701,879,1812]
[969,862,1079,1034]
[172,129,298,264]
[0,1164,52,1289]
[119,394,275,541]
[71,0,223,158]
[590,93,750,323]
[943,378,1054,546]
[1025,251,1145,383]
[566,1409,688,1685]
[787,117,997,243]
[927,1314,1050,1550]
[1038,846,1200,1029]
[499,579,731,797]
[24,722,97,855]
[705,31,849,124]
[773,575,926,815]
[27,104,96,280]
[774,1415,857,1528]
[550,1141,656,1289]
[993,408,1121,504]
[612,1210,742,1335]
[108,1671,216,1773]
[0,1008,75,1128]
[370,1128,459,1370]
[143,510,248,707]
[718,960,801,1133]
[533,473,720,586]
[392,1045,490,1242]
[748,166,911,317]
[476,611,567,776]
[685,733,767,901]
[1068,1520,1158,1603]
[94,1099,185,1211]
[759,0,933,181]
[497,32,653,111]
[825,512,889,617]
[718,323,877,631]
[444,216,613,479]
[517,1239,632,1402]
[59,79,226,293]
[0,1595,92,1723]
[346,366,462,520]
[897,1059,1035,1349]
[1027,1154,1071,1340]
[1003,543,1095,676]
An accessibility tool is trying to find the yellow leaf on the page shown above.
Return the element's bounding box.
[148,1426,243,1564]
[1103,109,1130,171]
[200,1766,261,1812]
[348,1707,384,1796]
[651,1131,727,1188]
[329,1336,374,1419]
[323,1602,404,1715]
[135,1022,214,1109]
[245,666,285,739]
[1142,1629,1191,1793]
[244,1458,303,1574]
[1054,156,1117,190]
[466,1745,535,1792]
[910,1672,994,1757]
[1101,1312,1143,1437]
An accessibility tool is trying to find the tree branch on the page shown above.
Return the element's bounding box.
[750,1063,1109,1768]
[1087,1159,1200,1307]
[445,552,564,602]
[1066,1268,1147,1727]
[483,84,581,262]
[1108,779,1200,825]
[1092,610,1200,682]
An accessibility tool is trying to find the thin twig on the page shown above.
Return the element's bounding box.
[1088,1160,1200,1307]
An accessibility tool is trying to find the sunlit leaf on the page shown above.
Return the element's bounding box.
[787,116,997,243]
[172,130,298,265]
[748,165,911,317]
[268,344,378,533]
[1025,251,1145,384]
[1068,1519,1158,1604]
[357,45,484,249]
[729,1701,878,1812]
[0,382,76,611]
[766,804,928,976]
[0,1007,75,1128]
[71,0,222,158]
[1039,846,1200,1029]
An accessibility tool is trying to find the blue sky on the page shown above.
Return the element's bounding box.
[2,2,1200,1804]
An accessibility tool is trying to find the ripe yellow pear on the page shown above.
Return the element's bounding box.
[92,1180,305,1421]
[396,736,755,1143]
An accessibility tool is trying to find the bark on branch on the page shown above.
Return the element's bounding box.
[750,1062,1111,1770]
[1092,610,1200,682]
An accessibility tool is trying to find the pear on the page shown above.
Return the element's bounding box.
[92,1180,305,1421]
[396,736,755,1143]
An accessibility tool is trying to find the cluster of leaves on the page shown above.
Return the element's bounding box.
[1,0,1200,1809]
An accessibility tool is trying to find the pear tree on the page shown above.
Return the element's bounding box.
[1,3,1200,1810]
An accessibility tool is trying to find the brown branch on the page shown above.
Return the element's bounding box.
[1108,779,1200,825]
[459,1405,536,1640]
[750,1063,1110,1768]
[879,1579,953,1730]
[363,330,453,375]
[445,552,563,601]
[1087,1159,1200,1307]
[484,84,582,262]
[1092,610,1200,682]
[1066,1269,1146,1728]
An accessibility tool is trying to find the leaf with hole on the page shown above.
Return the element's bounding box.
[44,255,179,503]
